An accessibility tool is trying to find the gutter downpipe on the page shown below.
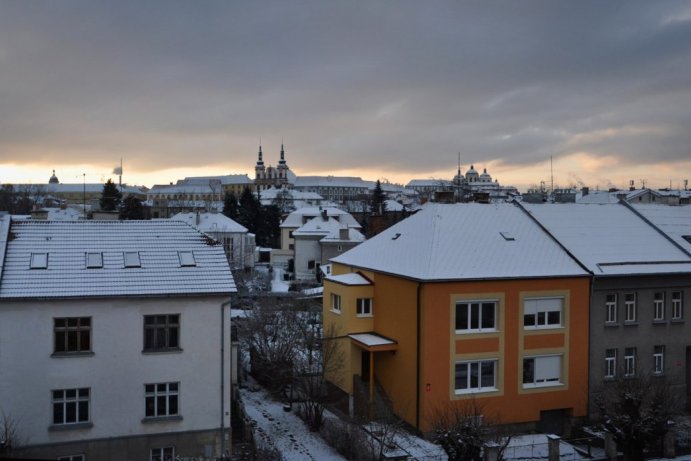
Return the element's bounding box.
[416,281,422,431]
[221,299,232,459]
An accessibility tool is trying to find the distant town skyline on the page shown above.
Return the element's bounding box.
[1,1,690,191]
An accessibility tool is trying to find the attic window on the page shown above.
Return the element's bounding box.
[683,235,691,244]
[86,252,103,268]
[178,251,196,267]
[392,233,401,240]
[499,232,515,241]
[124,251,141,268]
[30,252,48,269]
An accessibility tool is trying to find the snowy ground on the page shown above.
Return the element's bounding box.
[271,267,290,292]
[239,384,346,461]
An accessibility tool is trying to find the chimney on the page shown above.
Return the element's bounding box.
[321,209,328,221]
[195,210,200,226]
[339,227,349,240]
[581,187,589,197]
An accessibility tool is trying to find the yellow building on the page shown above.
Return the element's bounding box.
[323,203,591,435]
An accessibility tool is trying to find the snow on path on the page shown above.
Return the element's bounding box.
[240,386,346,461]
[271,267,290,292]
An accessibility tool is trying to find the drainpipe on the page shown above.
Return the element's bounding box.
[416,282,422,430]
[221,299,231,458]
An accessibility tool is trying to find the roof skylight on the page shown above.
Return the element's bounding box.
[124,251,141,268]
[178,251,196,267]
[30,252,48,269]
[86,252,103,268]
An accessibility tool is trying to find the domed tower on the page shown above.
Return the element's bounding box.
[255,144,266,180]
[277,143,289,183]
[49,169,59,184]
[465,165,479,182]
[480,168,492,183]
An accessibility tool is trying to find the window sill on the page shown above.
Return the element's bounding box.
[51,351,95,358]
[623,321,639,326]
[522,382,563,389]
[330,309,341,315]
[604,322,619,328]
[524,325,564,331]
[142,348,183,355]
[356,314,373,318]
[454,387,498,395]
[142,415,183,424]
[671,319,685,324]
[49,422,93,432]
[455,329,498,335]
[603,376,616,381]
[652,320,667,325]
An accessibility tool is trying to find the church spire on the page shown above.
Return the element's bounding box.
[257,143,264,166]
[279,143,286,165]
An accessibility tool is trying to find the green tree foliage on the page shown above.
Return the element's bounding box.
[119,195,145,220]
[99,179,122,211]
[222,192,239,220]
[370,180,387,214]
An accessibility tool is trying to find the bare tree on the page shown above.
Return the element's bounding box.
[0,408,26,455]
[429,398,510,461]
[596,374,677,461]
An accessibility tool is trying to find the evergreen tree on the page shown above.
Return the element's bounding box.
[100,179,122,211]
[119,195,145,220]
[222,192,239,220]
[237,187,261,233]
[370,180,387,214]
[259,204,282,248]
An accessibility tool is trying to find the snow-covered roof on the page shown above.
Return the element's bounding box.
[332,203,588,281]
[384,200,405,212]
[0,214,9,279]
[630,204,691,254]
[293,216,365,243]
[348,333,396,347]
[406,179,453,188]
[294,176,369,188]
[171,212,248,234]
[42,207,84,221]
[148,183,221,194]
[180,174,252,185]
[0,219,236,299]
[281,207,361,229]
[522,203,691,275]
[320,227,365,243]
[325,273,372,286]
[258,187,323,201]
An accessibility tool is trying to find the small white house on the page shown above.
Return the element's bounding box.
[0,215,236,460]
[171,211,255,270]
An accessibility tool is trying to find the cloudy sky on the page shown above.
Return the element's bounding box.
[1,1,690,190]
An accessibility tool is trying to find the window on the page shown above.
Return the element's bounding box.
[455,360,497,394]
[85,252,102,268]
[331,294,341,313]
[523,355,562,387]
[624,347,636,377]
[143,315,180,351]
[455,301,497,333]
[605,349,617,379]
[30,252,48,269]
[308,260,315,270]
[605,294,617,324]
[178,251,196,267]
[653,346,665,375]
[57,455,85,461]
[145,382,179,418]
[356,298,372,316]
[124,251,141,268]
[54,317,91,354]
[524,298,562,329]
[653,292,665,321]
[150,447,175,461]
[672,291,683,320]
[624,293,637,322]
[52,388,89,425]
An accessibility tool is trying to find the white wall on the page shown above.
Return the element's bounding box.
[0,296,230,447]
[294,236,322,280]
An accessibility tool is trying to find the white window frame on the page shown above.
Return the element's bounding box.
[454,359,497,394]
[85,252,103,269]
[356,298,373,317]
[653,345,665,375]
[150,446,175,461]
[605,349,617,379]
[653,292,665,321]
[455,300,497,333]
[178,251,196,267]
[605,294,617,324]
[145,382,179,418]
[672,291,683,320]
[624,347,636,377]
[624,293,637,322]
[331,293,341,313]
[52,388,90,426]
[524,297,563,329]
[522,355,562,388]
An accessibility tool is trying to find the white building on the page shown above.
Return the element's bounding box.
[171,211,255,270]
[0,216,235,460]
[293,176,370,204]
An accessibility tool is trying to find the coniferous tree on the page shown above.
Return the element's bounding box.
[100,179,122,211]
[222,192,239,221]
[260,204,282,248]
[119,195,144,220]
[370,180,387,214]
[237,187,261,232]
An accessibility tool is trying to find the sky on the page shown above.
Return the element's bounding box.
[1,1,690,191]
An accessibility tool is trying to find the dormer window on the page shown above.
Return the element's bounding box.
[124,251,141,268]
[178,251,196,267]
[30,252,48,269]
[86,252,103,268]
